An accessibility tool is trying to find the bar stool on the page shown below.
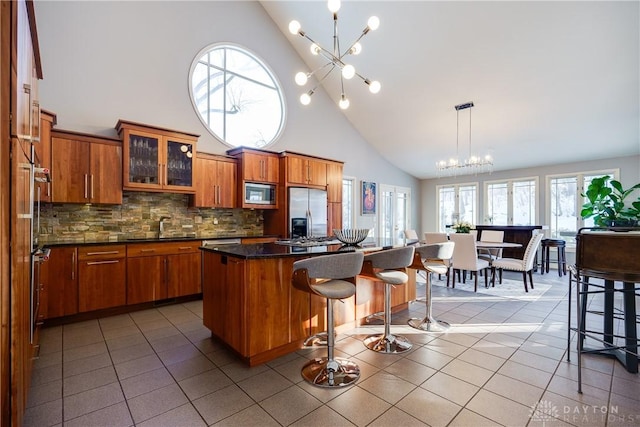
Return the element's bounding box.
[408,242,455,332]
[362,246,415,354]
[292,252,364,388]
[541,238,566,276]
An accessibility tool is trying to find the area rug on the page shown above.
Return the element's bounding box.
[428,276,552,302]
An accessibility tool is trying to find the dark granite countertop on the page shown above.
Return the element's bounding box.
[200,237,409,259]
[42,235,279,248]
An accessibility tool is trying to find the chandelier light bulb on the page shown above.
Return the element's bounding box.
[288,20,301,35]
[349,43,362,55]
[294,72,308,86]
[327,0,341,13]
[339,95,350,110]
[310,43,320,55]
[300,92,312,105]
[342,64,356,79]
[368,80,381,94]
[367,16,380,31]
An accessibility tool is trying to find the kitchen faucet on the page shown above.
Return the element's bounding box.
[159,216,171,238]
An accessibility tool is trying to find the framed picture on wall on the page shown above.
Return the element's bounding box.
[361,181,376,215]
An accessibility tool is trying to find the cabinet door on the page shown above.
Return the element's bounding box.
[327,202,342,234]
[307,159,327,186]
[122,130,162,191]
[78,258,126,312]
[90,142,122,204]
[166,252,201,298]
[34,113,54,203]
[43,247,78,318]
[326,162,343,203]
[286,157,308,185]
[217,160,237,208]
[192,156,216,207]
[127,256,164,304]
[164,137,195,192]
[51,137,90,203]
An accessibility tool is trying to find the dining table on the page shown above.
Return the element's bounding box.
[475,241,523,284]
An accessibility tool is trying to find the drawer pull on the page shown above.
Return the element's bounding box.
[178,247,192,250]
[140,249,156,253]
[86,251,120,256]
[86,260,120,266]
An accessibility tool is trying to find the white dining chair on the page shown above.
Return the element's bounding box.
[478,230,505,263]
[449,233,490,291]
[491,233,544,292]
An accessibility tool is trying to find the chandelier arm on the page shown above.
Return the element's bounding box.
[340,29,368,59]
[307,60,336,80]
[333,12,340,59]
[309,65,338,93]
[300,32,344,67]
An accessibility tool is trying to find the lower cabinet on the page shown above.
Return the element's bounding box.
[42,246,78,319]
[78,245,126,312]
[127,241,201,305]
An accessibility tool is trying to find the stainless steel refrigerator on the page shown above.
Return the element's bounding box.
[288,187,328,238]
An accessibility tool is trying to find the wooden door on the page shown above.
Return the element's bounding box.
[78,252,126,312]
[43,247,78,319]
[34,112,54,203]
[244,152,278,183]
[90,142,122,204]
[286,156,308,185]
[51,137,89,203]
[307,159,327,186]
[327,202,342,235]
[326,162,343,203]
[122,129,162,192]
[163,136,195,193]
[192,156,215,207]
[126,256,163,304]
[166,252,201,298]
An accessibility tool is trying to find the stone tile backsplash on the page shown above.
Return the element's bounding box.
[38,192,264,243]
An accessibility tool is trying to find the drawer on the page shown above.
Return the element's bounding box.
[78,245,126,260]
[127,240,203,257]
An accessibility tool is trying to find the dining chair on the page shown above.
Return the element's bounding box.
[423,232,451,284]
[477,230,505,263]
[449,233,490,291]
[491,233,544,292]
[403,229,419,242]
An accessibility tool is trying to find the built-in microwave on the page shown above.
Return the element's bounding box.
[244,182,276,205]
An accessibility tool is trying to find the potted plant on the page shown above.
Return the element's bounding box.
[580,176,640,227]
[452,221,473,233]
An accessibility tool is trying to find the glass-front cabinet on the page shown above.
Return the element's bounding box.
[116,120,198,193]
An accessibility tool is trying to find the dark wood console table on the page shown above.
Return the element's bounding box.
[475,225,543,259]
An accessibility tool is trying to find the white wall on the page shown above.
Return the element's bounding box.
[419,154,640,234]
[35,1,420,231]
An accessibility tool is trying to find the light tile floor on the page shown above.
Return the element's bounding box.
[24,270,640,426]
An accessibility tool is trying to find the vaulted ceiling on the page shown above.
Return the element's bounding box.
[261,1,639,179]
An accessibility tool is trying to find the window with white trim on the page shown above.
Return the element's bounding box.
[437,183,477,232]
[547,169,618,245]
[485,178,537,225]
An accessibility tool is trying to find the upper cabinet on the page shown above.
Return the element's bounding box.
[12,0,42,145]
[116,120,198,194]
[191,153,237,208]
[284,154,327,187]
[228,147,279,184]
[326,162,343,203]
[33,110,55,203]
[51,130,122,204]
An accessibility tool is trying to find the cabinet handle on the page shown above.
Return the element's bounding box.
[90,174,94,199]
[178,247,192,250]
[46,182,50,197]
[71,251,75,281]
[158,163,162,185]
[84,174,88,199]
[260,159,264,179]
[23,83,32,141]
[86,260,119,266]
[140,249,156,253]
[165,163,168,185]
[86,251,120,256]
[216,186,220,204]
[164,258,168,284]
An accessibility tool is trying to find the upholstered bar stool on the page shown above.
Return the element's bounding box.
[362,246,415,354]
[541,238,567,276]
[292,252,364,388]
[408,242,455,332]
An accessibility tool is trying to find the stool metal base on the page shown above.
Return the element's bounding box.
[301,357,360,388]
[408,317,450,332]
[363,333,413,353]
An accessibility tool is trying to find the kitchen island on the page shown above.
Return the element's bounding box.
[200,239,416,366]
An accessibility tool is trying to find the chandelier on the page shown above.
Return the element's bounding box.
[288,0,381,110]
[436,102,493,176]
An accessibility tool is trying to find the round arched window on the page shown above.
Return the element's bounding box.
[189,44,285,148]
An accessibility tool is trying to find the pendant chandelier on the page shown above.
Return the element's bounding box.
[436,102,493,176]
[288,0,381,110]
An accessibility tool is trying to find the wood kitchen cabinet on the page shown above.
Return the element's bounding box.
[228,147,279,184]
[191,153,237,208]
[116,120,199,194]
[78,245,126,312]
[326,161,343,203]
[127,241,202,305]
[41,246,78,319]
[51,130,122,204]
[33,110,55,203]
[283,153,327,187]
